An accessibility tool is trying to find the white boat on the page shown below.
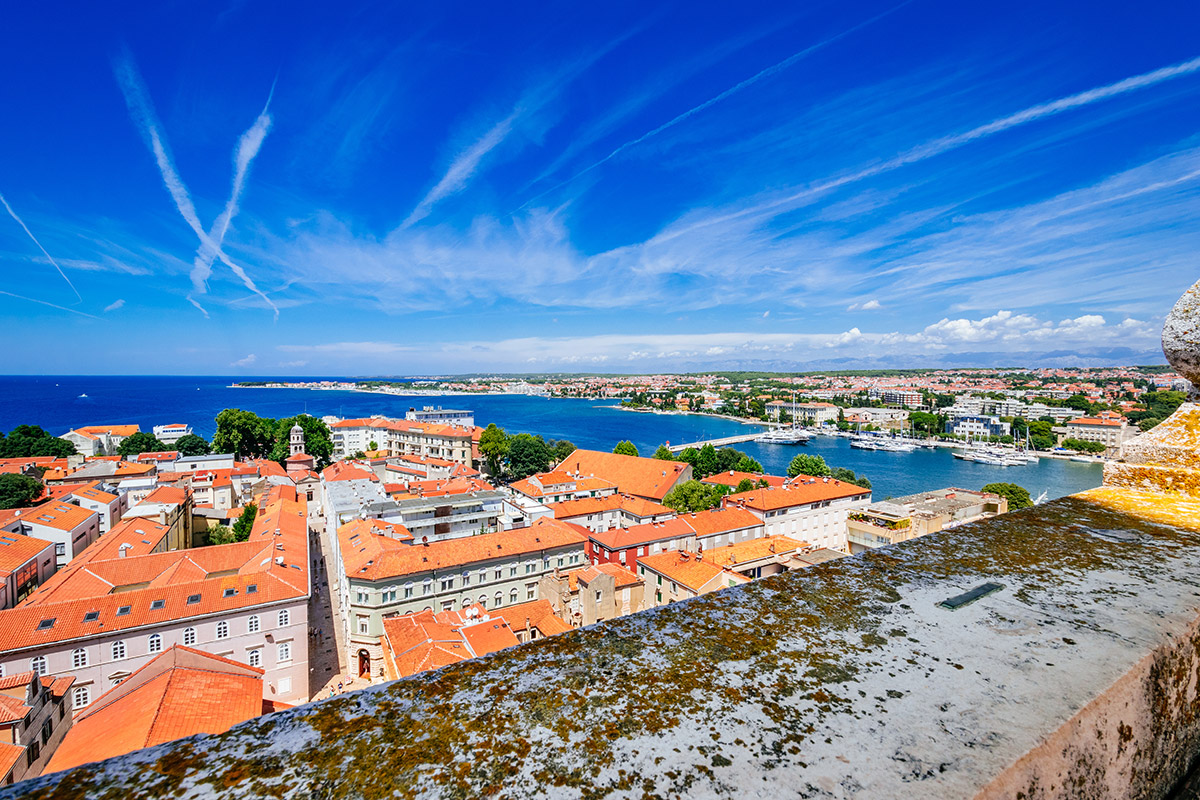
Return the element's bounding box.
[1069,455,1095,463]
[757,427,812,445]
[78,393,88,398]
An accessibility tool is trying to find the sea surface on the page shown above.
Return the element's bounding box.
[0,376,1103,501]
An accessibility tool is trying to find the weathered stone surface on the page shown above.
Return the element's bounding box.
[1164,278,1200,396]
[8,482,1200,800]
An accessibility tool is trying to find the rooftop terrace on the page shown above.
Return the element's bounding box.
[8,279,1200,799]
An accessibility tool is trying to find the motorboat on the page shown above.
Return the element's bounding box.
[757,427,812,445]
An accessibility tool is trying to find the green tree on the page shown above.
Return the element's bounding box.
[613,440,639,457]
[232,503,258,543]
[662,480,729,513]
[778,409,793,424]
[787,453,831,478]
[174,434,211,457]
[1062,438,1106,454]
[749,399,766,419]
[507,433,552,480]
[478,423,508,476]
[368,440,378,451]
[549,439,576,464]
[653,445,675,460]
[117,432,169,458]
[207,524,236,546]
[0,426,76,458]
[1027,420,1056,450]
[908,411,942,436]
[676,447,699,467]
[213,409,275,459]
[267,415,335,468]
[981,482,1033,510]
[0,473,43,509]
[734,478,756,493]
[694,444,720,479]
[1137,417,1163,432]
[831,466,871,490]
[733,455,764,474]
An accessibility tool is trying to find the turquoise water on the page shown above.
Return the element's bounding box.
[0,376,1102,500]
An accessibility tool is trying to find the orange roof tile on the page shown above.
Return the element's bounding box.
[76,425,140,437]
[555,450,689,500]
[725,479,869,512]
[701,471,787,488]
[549,494,672,520]
[565,562,642,591]
[19,501,95,532]
[589,517,696,551]
[674,507,762,537]
[492,598,572,637]
[704,535,810,568]
[637,551,748,593]
[343,517,586,581]
[45,645,266,774]
[0,530,53,575]
[381,606,519,679]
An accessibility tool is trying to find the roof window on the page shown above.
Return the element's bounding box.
[223,588,237,598]
[117,605,131,616]
[187,594,202,605]
[83,611,99,623]
[150,599,165,610]
[36,618,55,630]
[246,584,258,594]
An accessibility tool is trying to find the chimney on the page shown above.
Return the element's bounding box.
[422,536,429,546]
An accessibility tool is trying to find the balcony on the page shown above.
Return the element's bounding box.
[15,280,1200,798]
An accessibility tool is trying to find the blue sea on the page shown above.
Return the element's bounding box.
[0,376,1102,501]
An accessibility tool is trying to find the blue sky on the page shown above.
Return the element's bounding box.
[1,1,1198,375]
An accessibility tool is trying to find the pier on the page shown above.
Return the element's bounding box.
[666,432,764,452]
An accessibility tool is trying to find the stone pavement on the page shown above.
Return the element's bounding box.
[306,513,376,702]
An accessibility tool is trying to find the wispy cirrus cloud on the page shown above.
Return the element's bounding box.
[279,311,1157,371]
[103,299,125,312]
[402,109,520,228]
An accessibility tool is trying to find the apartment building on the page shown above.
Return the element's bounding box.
[57,482,126,534]
[46,645,286,774]
[1058,415,1135,455]
[637,551,749,607]
[538,562,644,627]
[846,488,1007,554]
[329,418,475,464]
[945,415,1011,438]
[724,478,871,551]
[404,407,475,428]
[120,485,194,552]
[585,507,765,569]
[547,494,673,533]
[0,532,56,611]
[333,516,587,680]
[765,401,840,424]
[0,503,100,568]
[0,671,75,785]
[508,470,618,505]
[0,488,311,710]
[868,388,923,408]
[551,450,693,503]
[151,423,192,445]
[59,425,140,458]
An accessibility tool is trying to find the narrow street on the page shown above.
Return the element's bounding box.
[307,513,353,701]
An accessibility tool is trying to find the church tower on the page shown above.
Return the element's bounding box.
[289,423,305,456]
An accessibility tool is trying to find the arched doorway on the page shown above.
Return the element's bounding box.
[357,649,370,678]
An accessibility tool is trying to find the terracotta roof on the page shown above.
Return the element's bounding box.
[549,494,672,520]
[1068,417,1124,427]
[675,507,763,537]
[566,562,642,591]
[18,501,95,532]
[381,606,519,679]
[330,417,473,439]
[555,450,689,500]
[45,645,267,774]
[337,519,414,576]
[704,535,810,568]
[138,485,189,507]
[0,742,22,778]
[40,675,76,699]
[725,479,869,512]
[321,462,377,483]
[492,598,572,637]
[589,517,697,551]
[0,493,308,653]
[342,517,587,581]
[76,425,140,437]
[0,530,53,575]
[701,471,787,489]
[637,551,748,593]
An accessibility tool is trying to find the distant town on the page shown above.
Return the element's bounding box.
[0,361,1186,784]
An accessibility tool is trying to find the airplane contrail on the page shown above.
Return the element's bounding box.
[515,2,913,211]
[652,51,1200,244]
[0,289,99,319]
[113,50,278,316]
[0,192,83,303]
